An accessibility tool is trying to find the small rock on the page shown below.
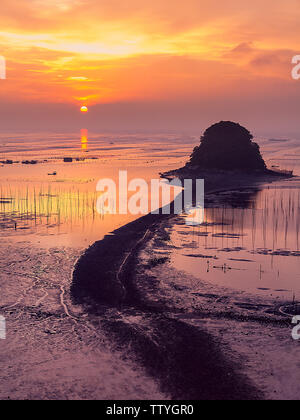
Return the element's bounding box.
[44,329,57,335]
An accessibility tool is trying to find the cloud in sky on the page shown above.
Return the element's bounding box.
[0,0,300,133]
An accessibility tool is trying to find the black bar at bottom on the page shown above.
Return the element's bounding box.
[99,401,199,418]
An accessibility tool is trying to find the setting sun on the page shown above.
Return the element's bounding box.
[80,106,88,113]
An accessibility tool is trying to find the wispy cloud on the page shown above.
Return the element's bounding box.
[0,0,300,132]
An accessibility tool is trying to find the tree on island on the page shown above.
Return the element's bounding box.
[189,121,266,171]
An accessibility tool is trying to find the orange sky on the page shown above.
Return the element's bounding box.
[0,0,300,133]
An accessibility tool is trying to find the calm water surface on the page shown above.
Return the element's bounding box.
[0,131,299,301]
[0,131,194,247]
[171,177,300,301]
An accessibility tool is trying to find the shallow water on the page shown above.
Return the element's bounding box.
[1,132,300,294]
[0,131,195,247]
[171,177,300,301]
[0,132,299,247]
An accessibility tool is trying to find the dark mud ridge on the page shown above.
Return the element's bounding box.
[72,211,172,306]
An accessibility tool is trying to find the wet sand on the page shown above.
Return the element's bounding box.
[0,242,167,400]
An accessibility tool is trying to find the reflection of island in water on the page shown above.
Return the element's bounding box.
[171,183,300,300]
[204,186,300,251]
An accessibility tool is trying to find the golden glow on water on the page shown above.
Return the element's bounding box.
[0,132,299,258]
[0,132,195,247]
[81,128,88,152]
[0,182,136,247]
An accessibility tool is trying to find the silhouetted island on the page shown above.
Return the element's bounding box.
[162,121,293,180]
[188,121,266,171]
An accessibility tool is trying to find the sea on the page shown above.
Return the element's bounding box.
[0,130,299,298]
